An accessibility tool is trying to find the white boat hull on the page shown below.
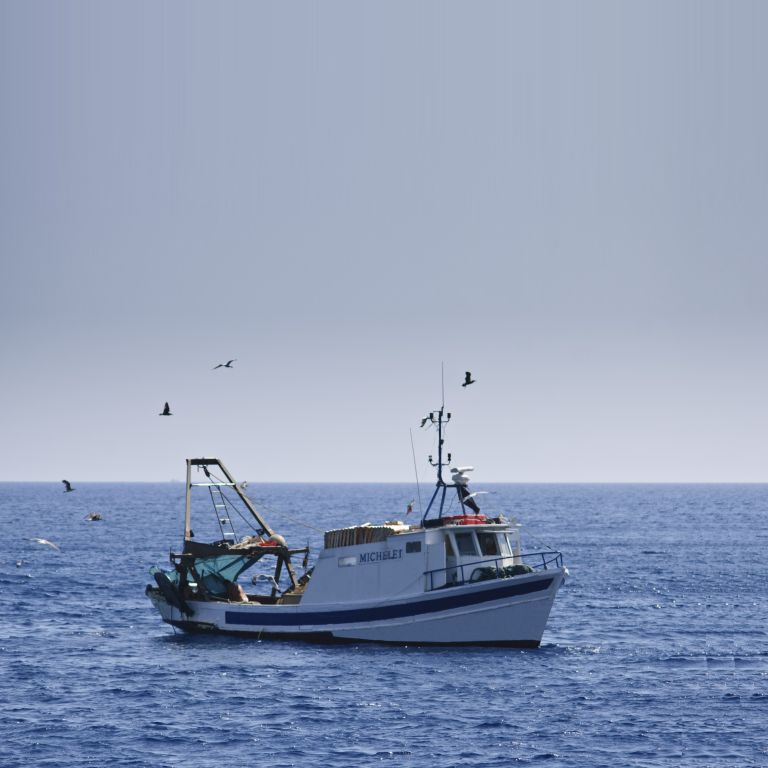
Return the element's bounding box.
[147,568,565,647]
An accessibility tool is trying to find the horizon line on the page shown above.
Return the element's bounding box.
[2,479,768,485]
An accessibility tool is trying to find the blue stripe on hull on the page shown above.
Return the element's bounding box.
[225,575,555,627]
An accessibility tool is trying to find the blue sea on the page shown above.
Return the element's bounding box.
[1,483,766,767]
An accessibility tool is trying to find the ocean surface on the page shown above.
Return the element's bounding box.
[1,482,766,767]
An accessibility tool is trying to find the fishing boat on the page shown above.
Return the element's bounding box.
[146,405,566,647]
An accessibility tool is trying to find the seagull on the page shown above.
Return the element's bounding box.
[462,371,476,387]
[159,402,172,416]
[30,538,60,551]
[420,416,432,428]
[213,359,237,370]
[62,479,75,492]
[85,513,102,521]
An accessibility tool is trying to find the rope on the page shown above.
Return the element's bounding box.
[410,428,423,518]
[211,472,255,529]
[523,530,560,553]
[195,463,323,536]
[251,500,325,534]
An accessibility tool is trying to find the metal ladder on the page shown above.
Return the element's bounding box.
[210,485,237,544]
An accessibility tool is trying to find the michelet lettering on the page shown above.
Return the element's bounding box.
[358,549,403,564]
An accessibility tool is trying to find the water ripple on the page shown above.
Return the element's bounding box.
[1,483,767,767]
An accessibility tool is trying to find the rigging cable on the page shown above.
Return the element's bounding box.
[251,500,325,534]
[203,468,261,535]
[409,428,423,518]
[199,466,324,536]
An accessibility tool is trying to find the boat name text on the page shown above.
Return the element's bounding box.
[358,549,403,564]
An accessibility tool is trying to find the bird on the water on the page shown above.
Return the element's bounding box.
[462,371,476,387]
[62,479,75,492]
[30,538,60,551]
[213,359,237,369]
[159,402,172,416]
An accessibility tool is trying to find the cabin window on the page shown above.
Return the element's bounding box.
[445,536,456,557]
[406,541,422,554]
[497,534,512,556]
[455,532,478,557]
[477,532,500,557]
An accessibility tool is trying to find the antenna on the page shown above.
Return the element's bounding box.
[409,428,423,518]
[441,361,445,410]
[419,367,455,523]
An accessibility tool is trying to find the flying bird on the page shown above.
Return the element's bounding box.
[159,402,172,416]
[462,371,476,387]
[62,479,75,492]
[30,538,60,551]
[213,359,237,369]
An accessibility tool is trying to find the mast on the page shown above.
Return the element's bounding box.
[420,406,452,523]
[436,406,448,484]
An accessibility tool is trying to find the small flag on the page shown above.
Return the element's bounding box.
[406,499,414,515]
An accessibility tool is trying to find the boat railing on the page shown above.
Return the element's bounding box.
[423,550,564,592]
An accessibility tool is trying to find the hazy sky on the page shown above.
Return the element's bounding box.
[2,2,767,482]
